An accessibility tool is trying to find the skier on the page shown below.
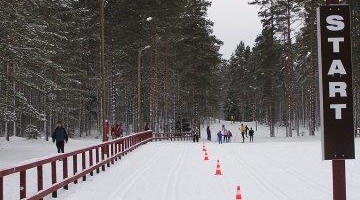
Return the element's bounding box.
[52,120,68,153]
[115,123,123,138]
[222,125,228,143]
[245,125,249,138]
[111,124,117,139]
[224,131,229,143]
[192,127,200,142]
[144,123,150,131]
[239,124,246,143]
[206,126,211,141]
[249,127,255,142]
[228,130,233,143]
[217,131,223,144]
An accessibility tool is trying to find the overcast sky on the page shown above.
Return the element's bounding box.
[207,0,262,59]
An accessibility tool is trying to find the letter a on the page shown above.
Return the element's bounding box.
[328,60,347,75]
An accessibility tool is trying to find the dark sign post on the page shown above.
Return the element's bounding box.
[317,2,355,200]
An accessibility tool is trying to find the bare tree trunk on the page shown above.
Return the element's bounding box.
[43,118,47,140]
[5,122,9,141]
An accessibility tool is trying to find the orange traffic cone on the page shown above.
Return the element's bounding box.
[202,145,206,151]
[214,159,222,175]
[204,151,209,161]
[235,185,242,200]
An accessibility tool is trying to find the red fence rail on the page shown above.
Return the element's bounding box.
[0,131,192,200]
[153,132,193,141]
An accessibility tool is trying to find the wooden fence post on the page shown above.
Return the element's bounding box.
[62,157,68,190]
[0,176,3,200]
[51,161,57,198]
[95,148,100,173]
[73,155,78,184]
[101,146,105,171]
[110,143,114,165]
[114,143,118,161]
[20,170,26,199]
[89,150,94,176]
[37,165,43,197]
[82,152,86,181]
[106,144,111,167]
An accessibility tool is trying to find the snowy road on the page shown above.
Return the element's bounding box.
[54,140,360,200]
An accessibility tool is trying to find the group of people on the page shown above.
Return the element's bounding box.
[205,123,255,144]
[215,125,233,144]
[51,120,131,153]
[110,123,123,139]
[239,124,255,143]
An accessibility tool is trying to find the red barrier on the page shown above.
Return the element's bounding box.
[0,131,152,200]
[153,132,193,142]
[0,131,191,199]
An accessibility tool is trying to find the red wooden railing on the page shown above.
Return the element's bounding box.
[153,132,193,141]
[0,131,193,200]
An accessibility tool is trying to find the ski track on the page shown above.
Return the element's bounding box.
[252,148,330,195]
[161,145,188,200]
[230,149,296,200]
[107,149,162,200]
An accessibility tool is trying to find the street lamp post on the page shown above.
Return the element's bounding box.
[137,45,151,132]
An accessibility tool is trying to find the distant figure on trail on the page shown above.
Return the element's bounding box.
[116,123,123,138]
[239,124,246,143]
[144,123,150,131]
[111,124,117,139]
[52,120,68,153]
[227,130,233,143]
[217,131,223,144]
[249,127,255,142]
[231,116,235,124]
[245,125,249,138]
[206,126,211,141]
[222,125,229,143]
[192,127,200,142]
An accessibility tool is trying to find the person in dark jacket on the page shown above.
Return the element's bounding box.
[192,127,200,142]
[245,125,249,137]
[206,126,211,141]
[217,131,223,144]
[116,123,123,138]
[249,127,255,142]
[144,123,150,131]
[52,120,68,153]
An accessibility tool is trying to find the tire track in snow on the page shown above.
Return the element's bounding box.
[231,150,296,200]
[161,145,188,200]
[107,149,162,200]
[252,148,330,195]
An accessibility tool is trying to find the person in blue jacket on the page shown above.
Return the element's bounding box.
[217,131,223,144]
[52,120,68,153]
[249,127,255,142]
[206,126,211,141]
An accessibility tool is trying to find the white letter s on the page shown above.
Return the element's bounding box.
[326,15,345,31]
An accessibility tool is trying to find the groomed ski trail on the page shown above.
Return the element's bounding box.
[54,140,360,200]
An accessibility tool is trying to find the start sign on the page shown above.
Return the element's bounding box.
[317,5,355,160]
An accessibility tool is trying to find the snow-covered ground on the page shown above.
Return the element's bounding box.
[1,120,359,200]
[0,136,100,169]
